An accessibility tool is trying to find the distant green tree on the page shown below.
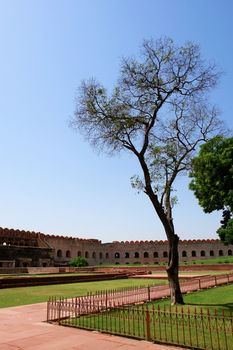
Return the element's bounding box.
[189,136,233,244]
[68,256,88,267]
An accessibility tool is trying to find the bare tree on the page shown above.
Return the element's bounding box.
[71,38,223,304]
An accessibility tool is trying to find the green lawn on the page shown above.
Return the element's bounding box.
[181,255,233,265]
[0,272,98,279]
[153,271,226,276]
[99,256,233,266]
[155,283,233,314]
[0,278,167,308]
[64,284,233,350]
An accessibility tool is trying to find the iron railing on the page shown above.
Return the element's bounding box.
[47,273,233,322]
[47,273,233,349]
[60,304,233,350]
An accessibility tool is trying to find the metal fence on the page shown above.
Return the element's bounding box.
[47,273,233,349]
[60,304,233,350]
[47,273,233,323]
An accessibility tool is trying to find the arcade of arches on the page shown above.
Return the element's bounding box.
[0,227,233,267]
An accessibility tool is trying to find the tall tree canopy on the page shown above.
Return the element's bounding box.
[189,136,233,244]
[71,37,223,304]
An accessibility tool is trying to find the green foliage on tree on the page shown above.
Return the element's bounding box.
[189,136,233,244]
[71,37,223,304]
[217,209,233,244]
[68,256,88,267]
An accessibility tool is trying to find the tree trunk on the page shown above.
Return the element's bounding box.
[137,155,184,304]
[166,234,184,305]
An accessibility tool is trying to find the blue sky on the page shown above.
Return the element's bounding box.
[0,0,232,242]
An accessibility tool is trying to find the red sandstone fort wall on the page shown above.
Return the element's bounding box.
[1,227,233,266]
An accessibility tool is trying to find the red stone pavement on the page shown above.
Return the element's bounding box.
[0,303,186,350]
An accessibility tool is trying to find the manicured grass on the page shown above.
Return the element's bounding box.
[0,278,167,308]
[100,256,233,266]
[0,272,98,279]
[65,284,233,350]
[182,255,233,265]
[155,283,233,314]
[152,271,226,276]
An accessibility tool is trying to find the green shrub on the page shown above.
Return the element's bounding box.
[68,256,88,267]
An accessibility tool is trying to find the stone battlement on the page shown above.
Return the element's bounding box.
[0,227,101,244]
[0,227,220,246]
[111,238,220,245]
[1,226,232,268]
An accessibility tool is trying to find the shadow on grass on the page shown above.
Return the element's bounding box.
[187,302,233,312]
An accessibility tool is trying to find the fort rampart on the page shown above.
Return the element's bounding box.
[0,227,233,267]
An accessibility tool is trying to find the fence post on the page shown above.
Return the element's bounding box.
[222,309,228,350]
[215,309,221,350]
[146,307,151,340]
[200,308,206,349]
[47,299,50,322]
[207,308,213,349]
[199,278,201,289]
[105,291,108,310]
[58,300,61,325]
[147,286,151,301]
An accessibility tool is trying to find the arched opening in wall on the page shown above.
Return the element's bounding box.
[182,251,187,258]
[85,251,89,259]
[23,262,29,267]
[43,263,47,267]
[219,250,223,256]
[125,252,129,258]
[134,252,139,258]
[115,252,120,259]
[200,250,205,257]
[66,250,71,258]
[228,249,232,256]
[163,251,168,258]
[210,250,214,257]
[105,252,109,259]
[77,251,81,257]
[92,252,96,258]
[153,252,158,258]
[57,249,62,258]
[144,252,149,258]
[99,252,103,259]
[2,242,7,246]
[191,250,196,257]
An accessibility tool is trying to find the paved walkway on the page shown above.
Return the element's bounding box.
[0,303,186,350]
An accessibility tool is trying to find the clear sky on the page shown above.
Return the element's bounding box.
[0,0,232,242]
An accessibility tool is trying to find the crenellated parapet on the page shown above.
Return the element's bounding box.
[1,226,233,267]
[0,227,42,247]
[0,227,55,268]
[44,234,101,243]
[0,227,220,247]
[111,238,220,245]
[0,227,101,246]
